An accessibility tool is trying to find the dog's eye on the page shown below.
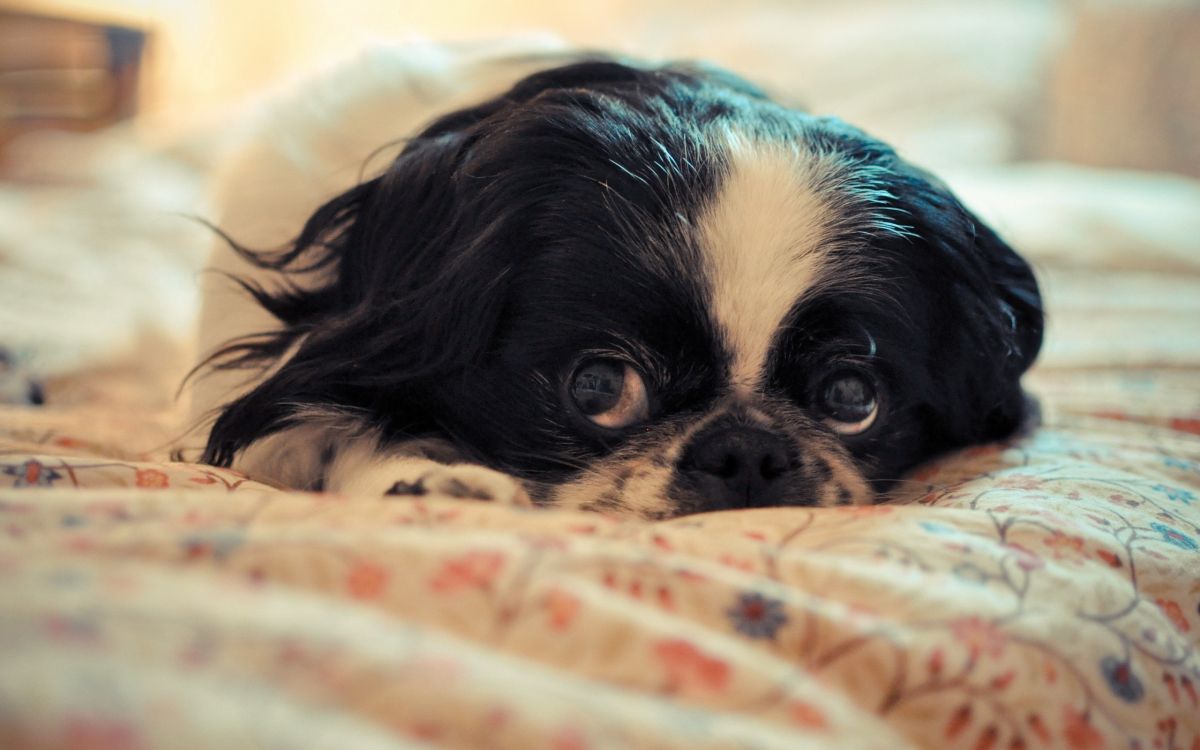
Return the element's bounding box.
[570,358,650,429]
[817,370,878,435]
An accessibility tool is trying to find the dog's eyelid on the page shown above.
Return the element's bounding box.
[567,342,663,380]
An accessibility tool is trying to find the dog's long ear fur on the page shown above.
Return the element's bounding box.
[203,65,647,466]
[201,138,487,465]
[897,168,1044,447]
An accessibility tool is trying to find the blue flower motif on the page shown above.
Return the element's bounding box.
[1150,522,1198,551]
[726,592,788,640]
[919,521,955,535]
[1099,656,1144,703]
[1152,484,1195,505]
[1162,456,1194,471]
[2,460,62,488]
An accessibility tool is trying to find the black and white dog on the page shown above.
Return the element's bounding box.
[189,48,1042,518]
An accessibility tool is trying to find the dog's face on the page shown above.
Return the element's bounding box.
[205,60,1043,518]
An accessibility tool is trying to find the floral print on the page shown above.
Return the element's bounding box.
[654,639,730,693]
[2,298,1200,749]
[1098,656,1145,703]
[1149,522,1198,551]
[725,592,789,640]
[2,458,62,487]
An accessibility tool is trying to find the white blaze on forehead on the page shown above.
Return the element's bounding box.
[699,133,842,393]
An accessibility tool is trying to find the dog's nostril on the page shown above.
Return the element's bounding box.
[760,453,785,480]
[683,427,792,506]
[716,453,739,478]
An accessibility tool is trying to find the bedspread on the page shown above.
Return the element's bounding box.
[2,298,1199,749]
[2,22,1199,750]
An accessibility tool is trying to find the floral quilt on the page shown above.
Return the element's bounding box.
[1,267,1199,749]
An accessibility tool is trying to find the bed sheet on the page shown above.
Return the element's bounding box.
[2,268,1199,749]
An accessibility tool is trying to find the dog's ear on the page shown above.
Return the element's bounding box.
[202,101,525,466]
[896,169,1044,446]
[206,62,695,465]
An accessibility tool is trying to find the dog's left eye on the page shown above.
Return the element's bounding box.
[817,369,879,435]
[570,358,650,429]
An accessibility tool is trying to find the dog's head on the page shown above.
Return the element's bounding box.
[204,59,1043,518]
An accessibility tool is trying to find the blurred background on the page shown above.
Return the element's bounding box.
[4,0,1199,171]
[1,0,1198,409]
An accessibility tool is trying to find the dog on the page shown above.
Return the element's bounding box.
[188,50,1043,519]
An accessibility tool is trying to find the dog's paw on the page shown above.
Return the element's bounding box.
[386,464,532,507]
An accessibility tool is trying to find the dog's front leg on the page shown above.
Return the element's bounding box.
[233,421,531,506]
[330,441,533,507]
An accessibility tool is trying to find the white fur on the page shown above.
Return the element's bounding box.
[329,439,531,506]
[699,133,844,394]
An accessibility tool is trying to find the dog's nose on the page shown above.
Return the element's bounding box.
[680,427,791,507]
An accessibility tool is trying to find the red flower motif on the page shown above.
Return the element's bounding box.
[544,588,580,631]
[927,648,944,676]
[654,639,730,693]
[135,468,169,488]
[718,554,756,572]
[651,533,674,551]
[1095,549,1122,568]
[1027,713,1051,742]
[944,704,972,740]
[1043,660,1058,684]
[1041,532,1086,559]
[950,617,1007,659]
[657,585,675,611]
[1164,673,1180,702]
[1182,675,1198,705]
[788,701,828,730]
[974,724,999,750]
[1005,543,1044,571]
[1168,417,1200,435]
[430,550,505,593]
[996,475,1044,491]
[346,561,389,600]
[1062,707,1104,750]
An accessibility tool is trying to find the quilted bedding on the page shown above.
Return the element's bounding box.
[1,265,1198,749]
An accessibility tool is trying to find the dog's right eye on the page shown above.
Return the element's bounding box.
[570,358,650,429]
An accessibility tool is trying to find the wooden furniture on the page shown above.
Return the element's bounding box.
[0,9,145,158]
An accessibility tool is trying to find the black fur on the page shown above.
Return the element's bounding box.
[200,58,1042,508]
